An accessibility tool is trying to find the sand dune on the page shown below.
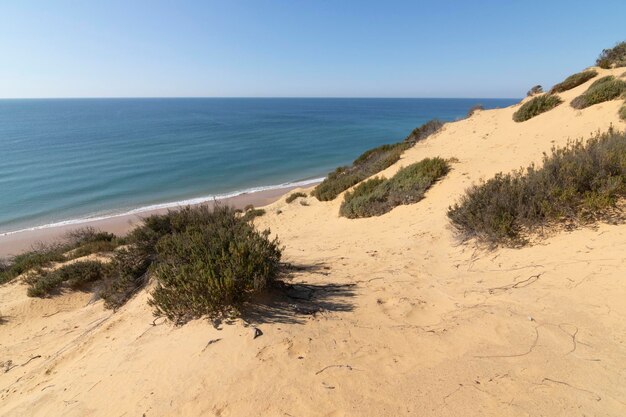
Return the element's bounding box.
[1,67,625,416]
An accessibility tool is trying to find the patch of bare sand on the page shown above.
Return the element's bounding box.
[1,67,625,416]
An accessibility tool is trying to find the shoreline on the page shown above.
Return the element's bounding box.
[0,181,319,258]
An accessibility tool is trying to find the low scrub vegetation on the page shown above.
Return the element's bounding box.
[527,85,543,96]
[99,205,282,323]
[313,119,443,201]
[25,260,109,298]
[0,244,66,285]
[570,76,626,109]
[4,205,282,324]
[513,94,563,122]
[340,157,450,219]
[286,192,307,203]
[620,103,626,121]
[596,41,626,69]
[448,129,626,246]
[0,227,122,285]
[147,205,282,323]
[312,142,409,201]
[550,70,597,93]
[466,104,484,117]
[242,207,266,221]
[403,119,444,144]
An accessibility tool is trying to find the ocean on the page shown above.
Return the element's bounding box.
[0,98,517,234]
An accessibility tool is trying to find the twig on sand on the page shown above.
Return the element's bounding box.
[202,338,222,351]
[315,364,362,375]
[3,355,42,373]
[488,273,542,294]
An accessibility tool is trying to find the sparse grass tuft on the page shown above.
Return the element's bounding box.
[570,76,626,109]
[339,157,450,219]
[286,192,307,203]
[25,261,109,298]
[513,94,563,122]
[596,41,626,69]
[550,70,598,94]
[448,129,626,246]
[313,119,444,202]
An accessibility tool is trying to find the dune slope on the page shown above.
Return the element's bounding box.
[1,67,626,417]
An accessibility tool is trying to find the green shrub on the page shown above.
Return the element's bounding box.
[340,157,450,218]
[0,227,123,286]
[0,244,66,285]
[527,85,543,96]
[312,142,409,201]
[466,104,484,117]
[620,103,626,121]
[100,247,152,309]
[100,206,212,309]
[513,94,563,122]
[100,205,281,320]
[596,41,626,69]
[286,192,307,203]
[404,119,444,144]
[448,129,626,245]
[242,208,266,221]
[570,76,626,109]
[550,70,598,93]
[312,120,444,202]
[147,205,282,324]
[66,227,121,257]
[26,260,109,298]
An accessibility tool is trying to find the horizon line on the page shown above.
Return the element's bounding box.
[0,96,521,100]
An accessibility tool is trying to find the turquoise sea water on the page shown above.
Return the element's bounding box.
[0,98,517,234]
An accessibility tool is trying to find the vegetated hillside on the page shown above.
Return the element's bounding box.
[1,65,626,417]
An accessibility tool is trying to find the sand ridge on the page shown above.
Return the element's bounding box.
[1,67,625,416]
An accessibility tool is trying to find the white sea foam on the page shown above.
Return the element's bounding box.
[0,177,324,237]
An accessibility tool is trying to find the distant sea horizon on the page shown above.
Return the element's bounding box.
[0,97,518,235]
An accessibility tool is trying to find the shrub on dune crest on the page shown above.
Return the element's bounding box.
[403,119,444,144]
[448,129,626,246]
[340,157,450,219]
[466,105,484,117]
[527,85,543,96]
[312,142,409,201]
[596,41,626,69]
[549,70,598,94]
[286,192,307,203]
[312,119,444,201]
[570,76,626,109]
[512,94,563,122]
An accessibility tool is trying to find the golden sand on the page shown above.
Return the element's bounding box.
[1,67,625,416]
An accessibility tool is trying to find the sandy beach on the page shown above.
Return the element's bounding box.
[0,183,315,258]
[1,67,625,416]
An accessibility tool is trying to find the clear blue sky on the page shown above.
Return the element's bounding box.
[1,0,625,98]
